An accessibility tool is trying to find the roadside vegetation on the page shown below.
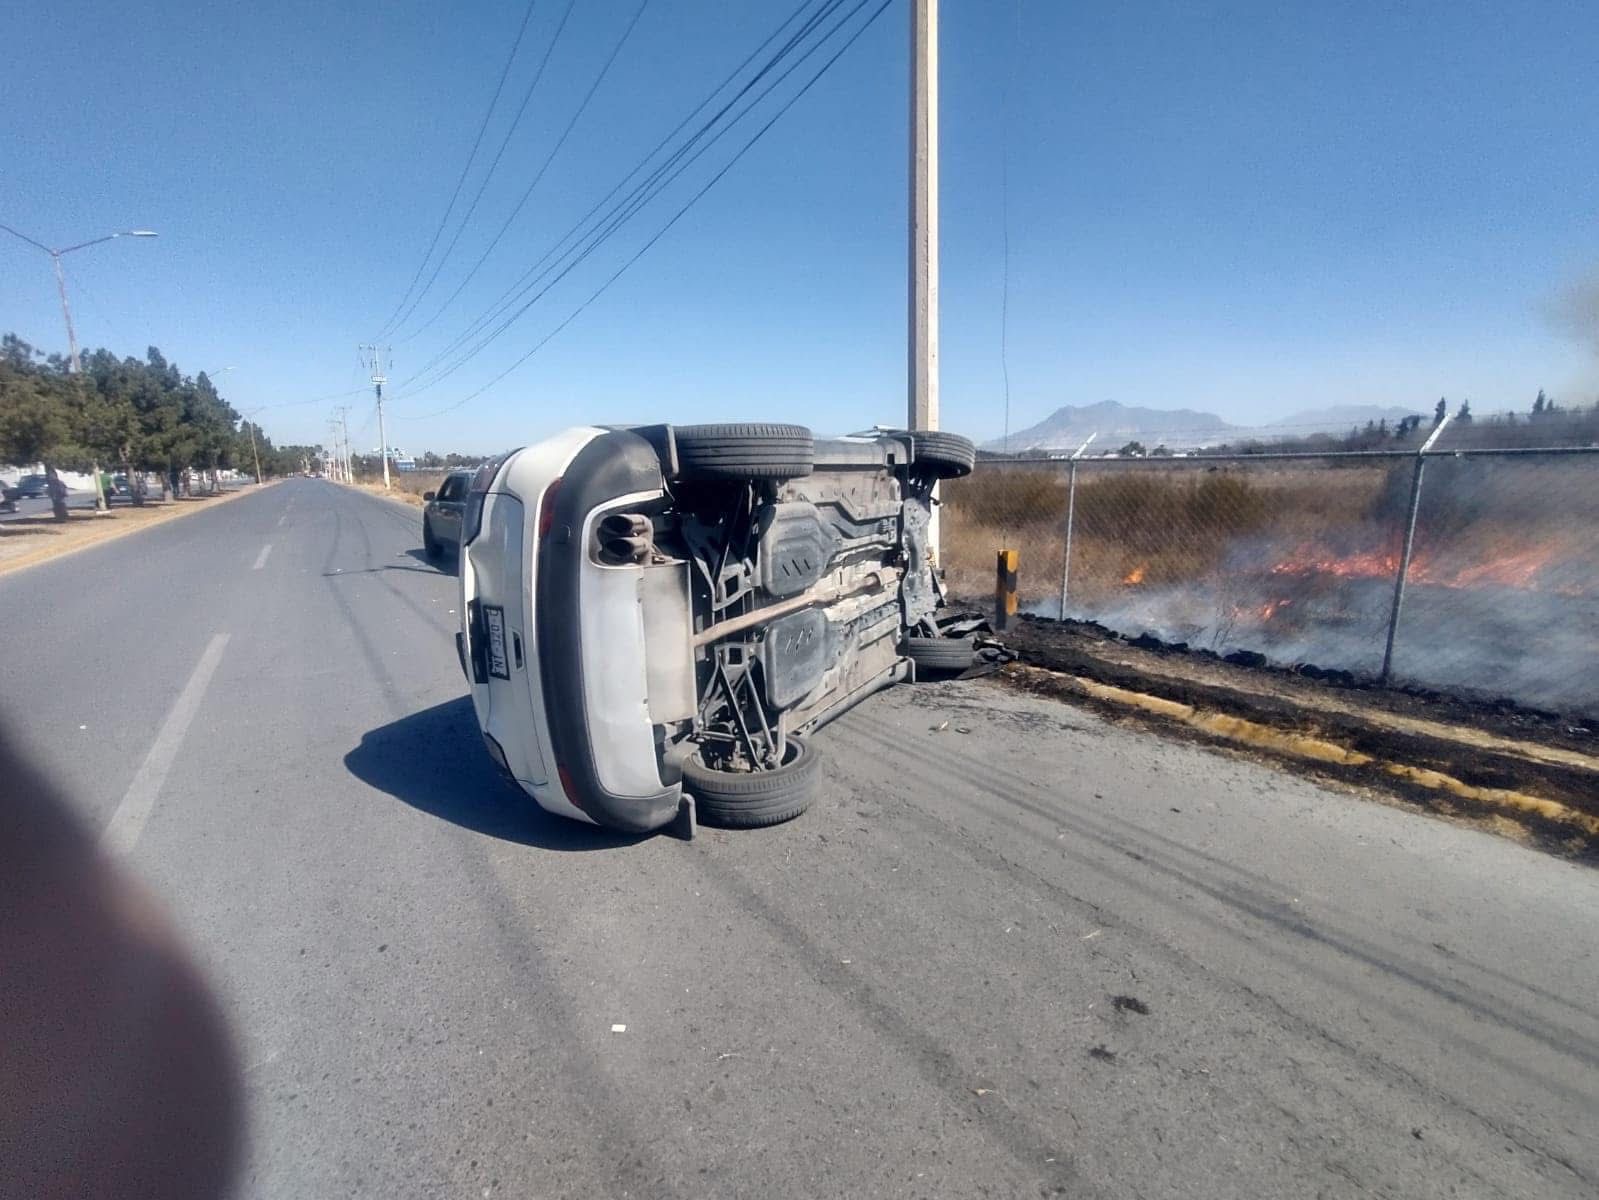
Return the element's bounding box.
[0,333,316,518]
[942,465,1388,604]
[349,469,449,507]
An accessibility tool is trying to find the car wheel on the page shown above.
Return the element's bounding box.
[682,736,820,828]
[423,519,442,559]
[674,423,814,482]
[902,430,976,479]
[903,635,976,674]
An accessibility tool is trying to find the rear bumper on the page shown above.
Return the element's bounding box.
[533,430,683,834]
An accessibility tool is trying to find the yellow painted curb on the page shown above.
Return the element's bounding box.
[1087,646,1599,775]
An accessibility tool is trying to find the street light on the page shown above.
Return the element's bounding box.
[0,221,159,515]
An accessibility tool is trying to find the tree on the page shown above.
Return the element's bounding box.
[0,341,76,519]
[1433,398,1447,427]
[1532,388,1547,416]
[1117,441,1146,457]
[1457,400,1472,424]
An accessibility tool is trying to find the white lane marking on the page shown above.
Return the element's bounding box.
[276,510,288,527]
[101,633,231,856]
[253,544,273,569]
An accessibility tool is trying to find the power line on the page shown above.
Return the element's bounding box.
[398,0,893,420]
[400,0,875,403]
[387,0,581,338]
[251,386,369,413]
[375,0,542,340]
[398,0,654,345]
[395,0,845,392]
[399,0,876,401]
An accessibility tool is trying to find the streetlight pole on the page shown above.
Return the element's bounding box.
[1,223,158,517]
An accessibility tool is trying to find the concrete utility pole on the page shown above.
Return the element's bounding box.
[359,344,392,490]
[246,418,263,485]
[324,426,335,483]
[339,407,353,484]
[908,0,939,437]
[908,0,940,555]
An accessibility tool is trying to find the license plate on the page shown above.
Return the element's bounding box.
[483,604,510,679]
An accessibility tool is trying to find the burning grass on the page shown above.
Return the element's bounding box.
[943,457,1599,716]
[942,463,1387,608]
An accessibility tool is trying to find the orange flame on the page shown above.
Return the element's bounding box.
[1268,540,1576,594]
[1123,564,1147,585]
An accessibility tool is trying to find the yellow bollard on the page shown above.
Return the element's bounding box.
[995,548,1018,631]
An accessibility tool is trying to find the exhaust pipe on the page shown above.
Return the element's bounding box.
[600,535,651,565]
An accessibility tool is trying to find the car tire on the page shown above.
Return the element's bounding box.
[903,635,976,674]
[903,430,976,479]
[674,423,814,482]
[423,519,442,559]
[682,736,820,828]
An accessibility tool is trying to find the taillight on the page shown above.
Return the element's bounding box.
[537,477,563,537]
[556,762,585,812]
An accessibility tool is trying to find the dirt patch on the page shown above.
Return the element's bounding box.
[349,472,446,508]
[997,618,1599,860]
[0,486,264,577]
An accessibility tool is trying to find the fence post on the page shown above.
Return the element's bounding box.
[1057,433,1095,621]
[1380,411,1453,683]
[996,548,1018,631]
[1059,460,1078,621]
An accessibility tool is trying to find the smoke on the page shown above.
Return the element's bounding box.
[1545,268,1599,363]
[1042,573,1599,717]
[1025,458,1599,717]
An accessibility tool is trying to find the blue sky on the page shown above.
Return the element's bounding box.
[3,0,1596,452]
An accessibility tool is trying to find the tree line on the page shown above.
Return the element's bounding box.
[1208,392,1599,455]
[0,334,319,518]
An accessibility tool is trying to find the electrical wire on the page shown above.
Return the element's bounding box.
[388,0,581,338]
[398,0,872,400]
[249,386,370,413]
[395,0,845,392]
[398,0,893,420]
[375,0,542,339]
[398,0,655,345]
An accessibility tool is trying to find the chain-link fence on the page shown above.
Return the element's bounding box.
[941,447,1599,717]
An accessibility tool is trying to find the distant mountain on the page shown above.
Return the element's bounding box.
[983,401,1425,452]
[986,401,1238,452]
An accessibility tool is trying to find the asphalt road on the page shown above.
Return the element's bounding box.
[2,477,1595,1199]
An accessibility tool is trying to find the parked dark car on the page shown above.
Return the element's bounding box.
[14,474,52,499]
[422,470,473,558]
[1,482,18,511]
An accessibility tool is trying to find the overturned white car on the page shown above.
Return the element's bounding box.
[456,423,978,833]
